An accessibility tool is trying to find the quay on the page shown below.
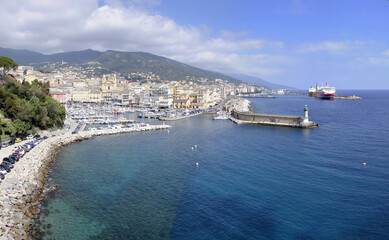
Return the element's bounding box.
[227,98,318,128]
[229,110,318,128]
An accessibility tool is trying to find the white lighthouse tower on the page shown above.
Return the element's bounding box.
[303,105,309,123]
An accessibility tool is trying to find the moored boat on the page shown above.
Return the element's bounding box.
[308,86,316,97]
[213,112,228,120]
[315,83,336,99]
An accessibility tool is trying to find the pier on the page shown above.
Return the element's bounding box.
[334,95,362,100]
[227,98,318,128]
[230,110,318,128]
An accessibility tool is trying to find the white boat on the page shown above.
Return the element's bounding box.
[213,113,228,120]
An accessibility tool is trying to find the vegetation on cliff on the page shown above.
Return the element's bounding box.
[0,58,65,139]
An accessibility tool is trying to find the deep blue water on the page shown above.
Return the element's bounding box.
[36,90,389,239]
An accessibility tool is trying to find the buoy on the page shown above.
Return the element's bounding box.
[195,145,197,148]
[195,162,199,166]
[363,162,366,166]
[191,147,194,150]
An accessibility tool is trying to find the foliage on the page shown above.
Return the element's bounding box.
[0,56,18,79]
[0,65,66,138]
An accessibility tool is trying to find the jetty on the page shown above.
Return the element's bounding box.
[227,98,318,128]
[229,110,318,128]
[334,95,362,100]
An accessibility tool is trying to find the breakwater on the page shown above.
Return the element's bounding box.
[230,110,318,128]
[0,124,171,239]
[334,95,363,100]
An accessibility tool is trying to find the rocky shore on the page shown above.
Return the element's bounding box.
[0,124,171,240]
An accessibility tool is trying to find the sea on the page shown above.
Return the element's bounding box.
[34,90,389,239]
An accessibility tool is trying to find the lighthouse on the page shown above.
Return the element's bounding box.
[303,105,309,123]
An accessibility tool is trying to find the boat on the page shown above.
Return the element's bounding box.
[213,113,228,120]
[308,86,316,97]
[314,83,336,99]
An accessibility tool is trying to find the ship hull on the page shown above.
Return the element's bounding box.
[308,92,316,97]
[314,92,335,99]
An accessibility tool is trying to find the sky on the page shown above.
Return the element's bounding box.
[0,0,389,89]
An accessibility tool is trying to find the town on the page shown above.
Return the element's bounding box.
[10,62,283,108]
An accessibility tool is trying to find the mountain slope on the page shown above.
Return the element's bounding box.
[0,47,103,65]
[0,47,288,88]
[49,49,103,64]
[96,50,242,83]
[0,47,47,65]
[227,73,296,90]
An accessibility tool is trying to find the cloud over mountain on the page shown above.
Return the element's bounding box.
[0,0,283,77]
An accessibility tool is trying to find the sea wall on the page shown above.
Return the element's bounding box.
[0,124,171,239]
[230,110,317,128]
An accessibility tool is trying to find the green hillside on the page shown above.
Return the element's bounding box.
[96,50,242,83]
[0,47,242,83]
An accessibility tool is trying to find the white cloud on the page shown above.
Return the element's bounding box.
[368,58,389,65]
[0,0,285,77]
[297,40,365,54]
[382,49,389,56]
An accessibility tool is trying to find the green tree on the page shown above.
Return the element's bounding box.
[0,56,18,79]
[12,119,30,136]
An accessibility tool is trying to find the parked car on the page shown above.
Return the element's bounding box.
[34,134,41,139]
[1,142,10,148]
[26,134,34,140]
[15,138,22,143]
[2,161,13,169]
[0,165,8,175]
[3,157,15,164]
[17,148,25,155]
[23,144,32,151]
[0,172,4,180]
[0,163,11,173]
[9,154,20,161]
[13,151,23,158]
[10,154,20,161]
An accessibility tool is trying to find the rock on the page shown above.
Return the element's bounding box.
[30,208,40,215]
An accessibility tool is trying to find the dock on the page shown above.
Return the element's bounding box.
[229,110,318,128]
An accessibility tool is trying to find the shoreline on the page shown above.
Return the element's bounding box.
[0,124,171,239]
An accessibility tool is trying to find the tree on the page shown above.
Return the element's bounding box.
[0,56,18,79]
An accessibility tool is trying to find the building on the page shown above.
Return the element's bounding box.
[51,91,67,104]
[72,89,90,102]
[172,99,190,109]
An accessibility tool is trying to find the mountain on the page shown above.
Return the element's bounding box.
[0,47,286,88]
[0,47,242,83]
[227,73,296,90]
[48,49,102,64]
[0,47,102,65]
[95,50,242,83]
[0,47,47,65]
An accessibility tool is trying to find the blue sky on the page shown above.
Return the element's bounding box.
[153,0,389,89]
[0,0,388,89]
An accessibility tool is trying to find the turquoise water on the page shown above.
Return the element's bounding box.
[35,91,389,239]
